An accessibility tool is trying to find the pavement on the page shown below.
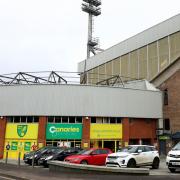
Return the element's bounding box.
[0,157,180,180]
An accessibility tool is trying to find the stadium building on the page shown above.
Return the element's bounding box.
[78,13,180,154]
[0,73,162,159]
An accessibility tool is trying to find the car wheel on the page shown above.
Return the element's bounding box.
[127,159,136,168]
[80,160,88,165]
[152,157,160,169]
[169,168,176,173]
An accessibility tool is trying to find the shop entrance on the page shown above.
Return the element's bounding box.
[90,140,122,152]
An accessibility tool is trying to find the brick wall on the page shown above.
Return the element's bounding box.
[129,118,157,139]
[159,70,180,133]
[0,117,7,159]
[122,118,157,145]
[37,116,47,147]
[81,117,90,148]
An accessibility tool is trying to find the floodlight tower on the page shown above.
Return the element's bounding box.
[82,0,102,59]
[81,0,102,84]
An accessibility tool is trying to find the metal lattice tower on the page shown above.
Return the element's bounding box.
[81,0,102,84]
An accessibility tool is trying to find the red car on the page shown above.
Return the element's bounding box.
[64,148,112,166]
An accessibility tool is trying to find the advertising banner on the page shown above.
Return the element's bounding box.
[90,124,122,139]
[46,123,82,140]
[5,123,38,139]
[3,140,37,159]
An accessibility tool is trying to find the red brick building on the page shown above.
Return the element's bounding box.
[152,57,180,154]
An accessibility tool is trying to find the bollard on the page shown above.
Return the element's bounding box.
[18,152,21,167]
[5,151,8,164]
[32,151,35,168]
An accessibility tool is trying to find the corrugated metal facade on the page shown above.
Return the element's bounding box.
[0,84,162,118]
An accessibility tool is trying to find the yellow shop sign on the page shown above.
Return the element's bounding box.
[90,124,122,139]
[5,123,38,139]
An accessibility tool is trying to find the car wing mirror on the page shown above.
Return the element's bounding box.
[137,149,142,153]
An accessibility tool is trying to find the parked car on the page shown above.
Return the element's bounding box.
[23,146,47,165]
[106,145,160,168]
[166,142,180,172]
[23,146,61,165]
[38,147,82,167]
[64,148,112,165]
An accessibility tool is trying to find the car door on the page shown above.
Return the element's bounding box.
[144,146,155,164]
[98,149,110,165]
[89,149,102,165]
[134,146,147,165]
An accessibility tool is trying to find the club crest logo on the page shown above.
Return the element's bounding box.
[17,125,28,137]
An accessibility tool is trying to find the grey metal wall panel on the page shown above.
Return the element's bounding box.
[0,84,162,119]
[78,14,180,72]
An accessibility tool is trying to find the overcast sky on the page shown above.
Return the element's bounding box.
[0,0,179,75]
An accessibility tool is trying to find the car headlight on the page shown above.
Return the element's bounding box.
[45,155,53,160]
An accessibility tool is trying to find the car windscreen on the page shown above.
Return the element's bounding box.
[117,146,138,153]
[172,142,180,150]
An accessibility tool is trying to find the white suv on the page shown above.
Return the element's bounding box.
[166,142,180,173]
[106,145,160,169]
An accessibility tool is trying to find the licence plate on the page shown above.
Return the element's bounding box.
[172,162,180,165]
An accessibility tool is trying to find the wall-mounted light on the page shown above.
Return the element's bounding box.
[0,116,3,119]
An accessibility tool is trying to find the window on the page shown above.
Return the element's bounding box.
[27,116,33,123]
[93,149,100,155]
[116,117,122,123]
[164,119,170,130]
[69,117,75,123]
[48,116,54,123]
[21,116,26,123]
[14,116,20,123]
[34,117,39,122]
[144,146,152,152]
[109,117,116,123]
[96,117,103,123]
[7,117,13,122]
[76,117,82,123]
[100,149,109,154]
[55,117,61,123]
[91,117,96,123]
[164,89,168,105]
[137,146,145,152]
[62,117,68,123]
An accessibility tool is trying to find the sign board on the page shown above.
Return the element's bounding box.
[5,123,38,139]
[90,124,122,139]
[11,141,18,150]
[46,123,82,140]
[24,142,31,151]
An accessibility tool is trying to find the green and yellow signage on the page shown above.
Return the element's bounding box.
[5,123,38,139]
[90,124,122,139]
[46,123,82,140]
